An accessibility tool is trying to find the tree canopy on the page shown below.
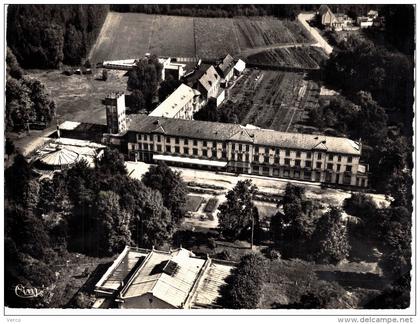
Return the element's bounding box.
[218,179,259,240]
[142,161,187,223]
[220,253,266,309]
[311,206,350,264]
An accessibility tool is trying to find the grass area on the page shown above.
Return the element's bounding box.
[204,197,218,213]
[183,195,205,212]
[235,17,313,49]
[89,12,315,63]
[149,15,195,57]
[46,252,115,308]
[194,17,240,59]
[27,69,127,124]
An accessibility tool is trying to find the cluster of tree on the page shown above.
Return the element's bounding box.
[323,36,413,135]
[127,55,163,111]
[381,5,415,56]
[270,183,349,264]
[343,192,411,308]
[4,152,186,307]
[217,180,259,242]
[310,93,412,198]
[7,5,109,68]
[193,99,252,124]
[110,4,309,19]
[6,49,56,131]
[158,79,182,102]
[219,253,266,308]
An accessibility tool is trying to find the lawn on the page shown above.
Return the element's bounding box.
[204,197,219,213]
[89,12,155,63]
[183,194,205,213]
[46,252,115,308]
[149,15,195,57]
[194,17,241,59]
[235,17,314,49]
[27,69,127,124]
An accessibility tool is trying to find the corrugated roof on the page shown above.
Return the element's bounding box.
[192,261,234,308]
[127,115,362,155]
[149,84,196,118]
[96,247,149,292]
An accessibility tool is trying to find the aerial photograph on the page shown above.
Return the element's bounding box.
[3,3,415,319]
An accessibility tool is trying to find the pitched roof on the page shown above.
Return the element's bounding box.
[149,84,196,118]
[217,54,235,77]
[198,65,220,92]
[119,248,206,308]
[126,115,362,155]
[319,4,332,15]
[234,59,246,73]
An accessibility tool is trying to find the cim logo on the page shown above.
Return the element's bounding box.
[14,284,44,298]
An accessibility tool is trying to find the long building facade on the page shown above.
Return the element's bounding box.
[124,115,369,187]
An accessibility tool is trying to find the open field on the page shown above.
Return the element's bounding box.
[89,12,316,64]
[194,17,240,59]
[89,13,155,63]
[27,69,127,124]
[235,17,313,49]
[226,69,320,132]
[148,15,195,57]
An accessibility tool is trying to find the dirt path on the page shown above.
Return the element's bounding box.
[297,12,333,55]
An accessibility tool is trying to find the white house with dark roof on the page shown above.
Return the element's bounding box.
[93,246,235,309]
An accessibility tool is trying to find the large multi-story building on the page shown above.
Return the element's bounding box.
[124,115,369,187]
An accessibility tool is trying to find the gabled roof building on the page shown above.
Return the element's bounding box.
[93,246,235,309]
[148,84,201,120]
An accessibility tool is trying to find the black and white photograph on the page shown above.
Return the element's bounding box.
[2,2,416,322]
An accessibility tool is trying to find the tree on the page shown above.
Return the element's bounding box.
[127,55,163,107]
[6,47,23,79]
[130,89,146,113]
[270,183,319,257]
[132,189,174,248]
[142,162,187,223]
[5,154,33,201]
[158,79,181,102]
[95,148,127,175]
[102,69,108,81]
[220,253,266,309]
[312,206,350,264]
[343,193,377,221]
[94,191,132,255]
[218,180,258,240]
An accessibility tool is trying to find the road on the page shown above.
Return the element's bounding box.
[297,12,333,55]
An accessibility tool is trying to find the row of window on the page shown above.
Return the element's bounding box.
[137,135,354,163]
